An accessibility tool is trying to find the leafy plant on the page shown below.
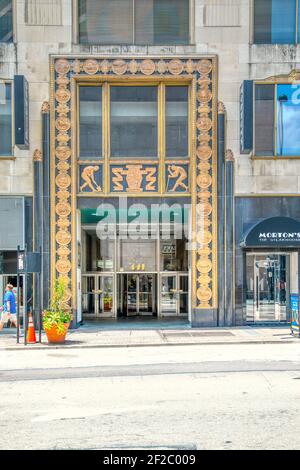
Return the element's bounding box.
[43,278,72,335]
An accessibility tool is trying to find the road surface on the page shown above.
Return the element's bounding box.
[0,343,299,450]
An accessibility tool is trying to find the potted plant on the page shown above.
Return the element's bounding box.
[43,278,72,344]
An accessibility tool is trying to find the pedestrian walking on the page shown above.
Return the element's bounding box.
[0,284,17,331]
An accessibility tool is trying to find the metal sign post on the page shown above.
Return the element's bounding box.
[17,246,42,345]
[16,246,21,344]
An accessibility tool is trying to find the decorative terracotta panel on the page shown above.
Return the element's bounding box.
[51,56,217,311]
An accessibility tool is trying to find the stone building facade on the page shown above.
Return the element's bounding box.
[1,0,300,327]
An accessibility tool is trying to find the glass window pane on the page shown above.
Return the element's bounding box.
[78,0,133,44]
[254,0,272,44]
[277,84,300,156]
[135,0,189,45]
[110,86,158,158]
[79,86,102,159]
[84,231,114,272]
[271,0,296,44]
[298,3,300,43]
[255,85,274,156]
[0,0,13,42]
[166,86,188,157]
[0,83,12,156]
[254,0,296,44]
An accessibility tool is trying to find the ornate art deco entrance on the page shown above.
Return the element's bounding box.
[50,55,218,324]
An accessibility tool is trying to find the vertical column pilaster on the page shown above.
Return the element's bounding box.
[42,101,51,309]
[225,150,235,325]
[33,148,43,320]
[217,102,226,326]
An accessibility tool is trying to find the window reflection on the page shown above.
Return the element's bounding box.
[277,84,300,156]
[84,232,114,272]
[0,1,13,43]
[160,237,188,272]
[0,83,12,156]
[254,0,297,44]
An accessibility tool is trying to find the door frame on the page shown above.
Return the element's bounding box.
[159,272,189,317]
[246,252,291,323]
[118,273,157,317]
[82,273,115,319]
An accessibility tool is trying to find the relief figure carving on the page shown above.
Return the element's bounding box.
[167,165,188,192]
[80,166,102,192]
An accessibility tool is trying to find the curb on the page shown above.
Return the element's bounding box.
[1,338,297,351]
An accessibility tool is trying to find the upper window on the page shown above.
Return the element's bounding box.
[0,82,12,157]
[79,86,102,159]
[110,86,158,158]
[166,86,188,158]
[78,83,189,160]
[78,0,190,45]
[0,0,13,43]
[254,0,299,44]
[254,83,300,157]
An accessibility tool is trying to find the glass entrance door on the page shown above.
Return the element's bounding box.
[160,274,189,316]
[119,274,156,317]
[127,274,138,316]
[246,254,289,323]
[98,276,114,317]
[82,274,114,318]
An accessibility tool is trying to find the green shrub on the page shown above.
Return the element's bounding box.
[43,278,72,335]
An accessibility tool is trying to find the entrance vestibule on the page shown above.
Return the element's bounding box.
[245,252,298,323]
[81,222,189,320]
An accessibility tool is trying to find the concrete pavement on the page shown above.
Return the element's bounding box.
[0,322,298,350]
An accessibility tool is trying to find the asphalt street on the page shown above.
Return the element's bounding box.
[0,343,299,450]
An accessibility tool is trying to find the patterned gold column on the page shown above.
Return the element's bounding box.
[51,59,73,307]
[193,59,218,324]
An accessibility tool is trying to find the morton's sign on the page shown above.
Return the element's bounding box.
[241,217,300,247]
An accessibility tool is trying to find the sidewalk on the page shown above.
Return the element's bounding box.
[0,321,298,350]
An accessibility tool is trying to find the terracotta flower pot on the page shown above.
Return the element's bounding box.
[44,323,70,344]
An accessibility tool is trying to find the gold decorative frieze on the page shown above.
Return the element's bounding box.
[110,164,158,193]
[51,56,217,313]
[261,69,300,84]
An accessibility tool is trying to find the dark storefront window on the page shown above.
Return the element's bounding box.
[0,251,17,274]
[0,82,12,156]
[245,253,293,323]
[78,0,189,45]
[254,0,297,44]
[110,86,158,158]
[0,0,13,43]
[79,86,102,159]
[166,86,188,158]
